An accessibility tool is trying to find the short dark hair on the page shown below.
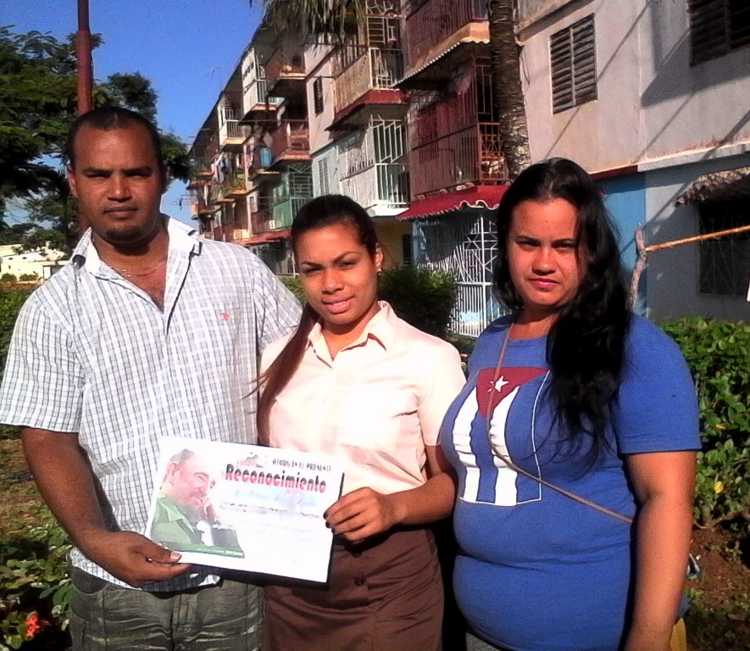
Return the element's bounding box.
[65,106,165,172]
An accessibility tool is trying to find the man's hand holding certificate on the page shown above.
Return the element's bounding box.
[146,437,344,583]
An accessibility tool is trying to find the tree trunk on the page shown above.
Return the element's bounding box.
[488,0,530,180]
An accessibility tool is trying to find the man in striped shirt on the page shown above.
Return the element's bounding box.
[0,107,300,650]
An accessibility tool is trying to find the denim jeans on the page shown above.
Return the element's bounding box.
[69,568,262,650]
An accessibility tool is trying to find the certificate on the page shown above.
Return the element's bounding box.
[145,437,343,583]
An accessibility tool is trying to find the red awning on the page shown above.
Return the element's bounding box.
[246,229,291,245]
[397,186,507,221]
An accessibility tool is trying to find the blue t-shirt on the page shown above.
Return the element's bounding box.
[440,315,700,651]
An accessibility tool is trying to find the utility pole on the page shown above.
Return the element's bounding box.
[76,0,93,114]
[75,0,93,232]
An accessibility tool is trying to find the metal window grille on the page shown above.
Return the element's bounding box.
[415,213,506,337]
[550,15,597,114]
[698,200,750,295]
[317,157,330,195]
[689,0,750,65]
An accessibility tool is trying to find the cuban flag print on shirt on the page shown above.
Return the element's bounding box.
[452,366,548,506]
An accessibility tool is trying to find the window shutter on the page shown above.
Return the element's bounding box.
[690,0,750,64]
[551,15,596,114]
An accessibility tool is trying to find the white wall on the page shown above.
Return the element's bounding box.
[643,154,750,321]
[518,0,750,172]
[305,42,336,155]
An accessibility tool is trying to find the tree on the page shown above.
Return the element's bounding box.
[488,0,530,178]
[0,26,190,252]
[256,0,530,179]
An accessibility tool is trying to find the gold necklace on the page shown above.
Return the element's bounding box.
[107,257,168,279]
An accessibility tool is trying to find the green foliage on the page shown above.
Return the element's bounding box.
[280,275,304,302]
[0,288,30,439]
[0,26,189,252]
[662,318,750,534]
[0,514,72,650]
[278,268,458,338]
[17,274,38,283]
[280,267,456,336]
[0,288,29,372]
[379,266,457,338]
[0,274,17,283]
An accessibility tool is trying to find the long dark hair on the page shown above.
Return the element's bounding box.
[494,158,631,452]
[257,195,379,444]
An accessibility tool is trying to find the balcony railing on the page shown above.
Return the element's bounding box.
[339,162,409,211]
[272,195,309,230]
[270,120,310,163]
[250,195,274,234]
[219,115,245,147]
[243,78,284,115]
[224,170,248,195]
[408,122,506,197]
[232,228,251,243]
[404,0,488,70]
[334,47,404,113]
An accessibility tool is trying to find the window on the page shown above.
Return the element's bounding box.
[698,200,750,295]
[689,0,750,64]
[401,234,413,266]
[317,157,330,195]
[313,77,324,115]
[550,15,597,114]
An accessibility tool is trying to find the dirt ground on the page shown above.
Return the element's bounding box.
[1,438,748,650]
[686,527,750,650]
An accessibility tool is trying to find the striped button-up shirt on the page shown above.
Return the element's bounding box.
[0,217,300,590]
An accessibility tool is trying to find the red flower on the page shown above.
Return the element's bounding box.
[24,611,48,640]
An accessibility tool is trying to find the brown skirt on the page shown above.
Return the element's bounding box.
[264,527,444,651]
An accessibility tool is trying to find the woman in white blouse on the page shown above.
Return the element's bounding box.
[258,195,465,650]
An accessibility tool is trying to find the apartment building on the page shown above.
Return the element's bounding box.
[396,0,508,335]
[188,0,748,331]
[517,0,750,319]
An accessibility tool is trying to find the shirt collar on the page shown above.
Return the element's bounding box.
[307,300,397,355]
[71,214,200,273]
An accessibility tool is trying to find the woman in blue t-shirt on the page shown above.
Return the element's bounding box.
[440,158,700,651]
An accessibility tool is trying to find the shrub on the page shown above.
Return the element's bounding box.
[379,266,457,338]
[18,274,38,282]
[0,514,72,650]
[280,275,304,302]
[662,318,750,535]
[1,274,18,283]
[0,289,31,440]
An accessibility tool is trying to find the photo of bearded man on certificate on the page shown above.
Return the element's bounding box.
[149,448,244,558]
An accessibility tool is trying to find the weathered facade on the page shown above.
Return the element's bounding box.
[518,0,750,319]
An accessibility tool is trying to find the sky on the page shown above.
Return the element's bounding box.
[3,0,264,225]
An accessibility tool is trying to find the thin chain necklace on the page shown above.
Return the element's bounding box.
[107,257,168,279]
[485,321,633,525]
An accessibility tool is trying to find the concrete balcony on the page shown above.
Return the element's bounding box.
[339,162,409,215]
[403,0,488,74]
[219,108,246,149]
[270,120,310,166]
[265,48,306,97]
[334,47,404,115]
[241,78,284,122]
